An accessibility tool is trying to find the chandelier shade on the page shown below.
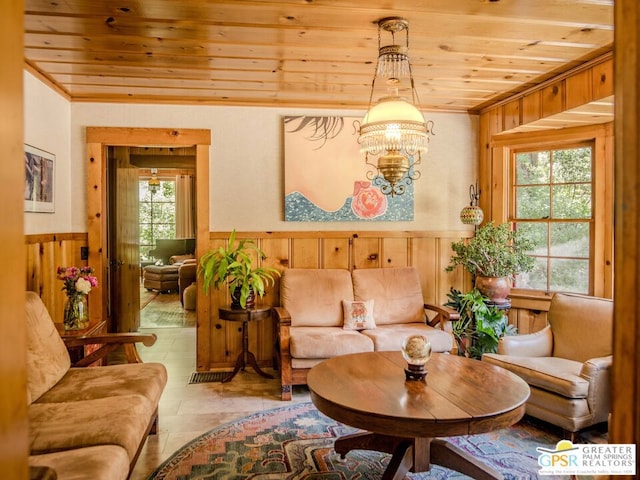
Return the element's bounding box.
[358,17,434,196]
[359,97,430,157]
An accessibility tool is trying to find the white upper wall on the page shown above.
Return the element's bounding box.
[23,71,71,234]
[24,71,479,234]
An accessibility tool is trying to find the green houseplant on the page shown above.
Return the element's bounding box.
[446,222,535,303]
[445,288,517,359]
[199,230,280,309]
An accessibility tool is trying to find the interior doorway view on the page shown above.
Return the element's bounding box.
[106,145,197,331]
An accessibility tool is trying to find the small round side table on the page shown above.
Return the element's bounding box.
[218,305,274,383]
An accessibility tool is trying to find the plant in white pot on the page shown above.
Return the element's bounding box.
[199,230,280,309]
[445,222,535,304]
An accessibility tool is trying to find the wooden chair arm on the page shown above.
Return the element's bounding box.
[63,333,158,367]
[424,303,459,328]
[272,306,291,326]
[63,332,157,348]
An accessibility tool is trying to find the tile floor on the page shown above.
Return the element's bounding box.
[130,299,310,480]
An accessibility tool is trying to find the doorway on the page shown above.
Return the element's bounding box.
[86,128,211,364]
[134,159,197,329]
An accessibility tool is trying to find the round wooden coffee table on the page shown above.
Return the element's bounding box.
[307,351,530,480]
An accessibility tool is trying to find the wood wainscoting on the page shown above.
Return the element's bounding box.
[25,229,555,372]
[26,233,88,325]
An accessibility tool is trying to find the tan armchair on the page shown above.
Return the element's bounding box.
[178,258,197,306]
[482,292,612,437]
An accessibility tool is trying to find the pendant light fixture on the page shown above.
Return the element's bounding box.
[148,168,160,195]
[358,17,434,196]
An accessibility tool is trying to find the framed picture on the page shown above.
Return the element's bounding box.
[24,144,55,213]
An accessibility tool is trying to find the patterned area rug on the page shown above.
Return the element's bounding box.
[147,402,582,480]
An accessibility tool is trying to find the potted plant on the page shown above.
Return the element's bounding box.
[445,288,517,359]
[199,230,280,309]
[446,222,535,303]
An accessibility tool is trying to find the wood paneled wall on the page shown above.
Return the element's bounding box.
[2,1,27,476]
[612,0,640,456]
[24,229,549,371]
[198,230,473,370]
[25,233,88,324]
[478,54,613,225]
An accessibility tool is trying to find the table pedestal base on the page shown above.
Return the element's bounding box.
[222,349,274,383]
[334,432,504,480]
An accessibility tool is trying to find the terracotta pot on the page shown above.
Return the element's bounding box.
[474,276,511,305]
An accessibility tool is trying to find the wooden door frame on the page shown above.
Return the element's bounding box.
[86,128,211,367]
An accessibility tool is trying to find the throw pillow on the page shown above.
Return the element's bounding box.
[342,299,376,330]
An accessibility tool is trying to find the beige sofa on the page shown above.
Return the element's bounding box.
[25,292,168,480]
[482,292,613,437]
[273,267,454,400]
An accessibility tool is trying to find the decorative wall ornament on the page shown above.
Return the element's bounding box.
[460,181,484,226]
[283,115,414,222]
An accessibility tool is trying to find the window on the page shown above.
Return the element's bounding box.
[511,143,593,294]
[139,179,176,260]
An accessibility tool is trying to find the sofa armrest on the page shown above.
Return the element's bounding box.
[63,333,158,367]
[497,325,553,356]
[580,355,613,424]
[272,306,293,400]
[580,355,612,379]
[424,303,457,330]
[273,306,291,326]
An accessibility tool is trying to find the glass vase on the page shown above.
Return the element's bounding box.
[63,295,88,330]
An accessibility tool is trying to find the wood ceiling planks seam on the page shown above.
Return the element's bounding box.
[23,0,614,112]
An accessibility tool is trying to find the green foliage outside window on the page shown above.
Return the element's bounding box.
[513,145,592,294]
[139,180,176,260]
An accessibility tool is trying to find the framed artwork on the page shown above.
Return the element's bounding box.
[24,144,55,213]
[283,115,413,222]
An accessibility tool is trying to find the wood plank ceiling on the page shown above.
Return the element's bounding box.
[24,0,614,113]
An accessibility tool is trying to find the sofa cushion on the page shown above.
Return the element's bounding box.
[281,269,354,327]
[25,292,71,405]
[361,323,453,353]
[342,299,376,330]
[352,267,425,325]
[29,445,130,480]
[36,363,168,406]
[29,394,154,459]
[290,326,374,358]
[482,354,588,398]
[525,386,591,431]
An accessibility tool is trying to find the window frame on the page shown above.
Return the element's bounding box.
[139,178,177,261]
[488,123,613,299]
[509,141,595,294]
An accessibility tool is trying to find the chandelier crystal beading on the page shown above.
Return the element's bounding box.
[358,17,434,196]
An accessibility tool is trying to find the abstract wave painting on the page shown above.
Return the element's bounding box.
[283,115,413,222]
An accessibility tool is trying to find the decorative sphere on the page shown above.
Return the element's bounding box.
[460,205,484,225]
[401,335,432,366]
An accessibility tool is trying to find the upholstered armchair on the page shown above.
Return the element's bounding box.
[482,292,613,437]
[178,259,197,306]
